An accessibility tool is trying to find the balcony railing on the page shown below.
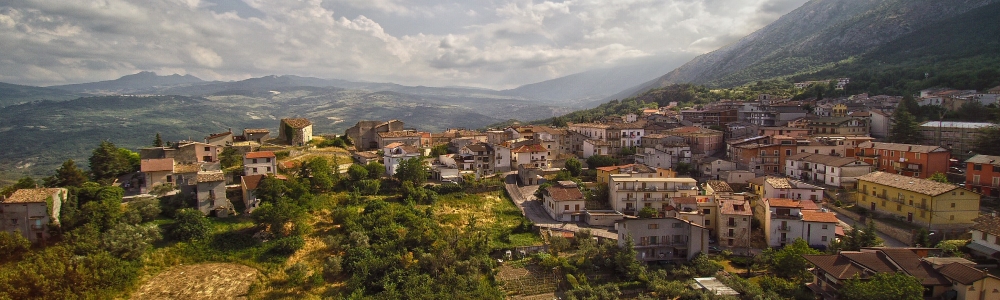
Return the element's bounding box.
[778,225,792,231]
[779,237,788,242]
[641,198,666,202]
[914,203,927,210]
[772,213,801,220]
[30,224,44,230]
[726,222,738,227]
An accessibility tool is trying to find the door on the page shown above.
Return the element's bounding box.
[907,212,913,222]
[870,202,876,211]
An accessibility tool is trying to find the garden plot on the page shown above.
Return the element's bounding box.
[131,263,259,300]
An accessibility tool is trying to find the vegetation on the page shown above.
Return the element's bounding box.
[585,155,619,170]
[394,157,429,185]
[928,173,949,183]
[839,272,923,300]
[565,158,583,177]
[89,141,139,184]
[832,220,883,251]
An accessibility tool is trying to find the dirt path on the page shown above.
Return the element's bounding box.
[130,263,259,300]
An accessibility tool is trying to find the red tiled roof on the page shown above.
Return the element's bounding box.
[244,151,276,159]
[767,198,801,208]
[545,186,584,201]
[242,174,266,190]
[141,158,174,172]
[206,131,233,140]
[803,255,871,280]
[937,262,990,285]
[512,144,547,153]
[801,211,838,223]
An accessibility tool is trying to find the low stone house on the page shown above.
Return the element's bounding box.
[279,118,313,146]
[0,188,65,243]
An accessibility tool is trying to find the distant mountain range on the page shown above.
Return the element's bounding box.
[626,0,999,94]
[52,71,205,94]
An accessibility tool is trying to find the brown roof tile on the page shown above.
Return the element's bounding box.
[972,215,1000,237]
[718,199,751,215]
[244,151,276,159]
[243,128,269,134]
[378,131,421,138]
[937,262,989,285]
[281,118,312,128]
[706,180,733,193]
[242,174,266,190]
[857,141,948,154]
[4,188,65,204]
[857,171,960,196]
[141,158,174,172]
[512,144,547,153]
[197,171,225,183]
[801,211,838,223]
[803,255,871,280]
[545,186,584,201]
[767,198,803,208]
[206,131,233,140]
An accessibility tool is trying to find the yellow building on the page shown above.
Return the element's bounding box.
[856,171,979,230]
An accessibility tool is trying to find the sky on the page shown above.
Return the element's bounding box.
[0,0,809,89]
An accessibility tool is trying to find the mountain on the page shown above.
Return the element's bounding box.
[630,0,997,93]
[0,82,79,108]
[51,71,204,94]
[501,55,694,107]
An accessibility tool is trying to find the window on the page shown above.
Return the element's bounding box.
[822,224,828,229]
[252,158,258,164]
[204,147,210,151]
[951,203,956,208]
[994,165,1000,172]
[705,220,711,226]
[974,175,981,184]
[785,149,791,155]
[266,158,271,163]
[672,222,683,228]
[984,232,988,240]
[574,204,580,211]
[881,201,886,207]
[166,175,172,183]
[648,223,659,229]
[703,209,711,214]
[951,215,955,220]
[897,204,901,211]
[266,167,271,172]
[995,236,1000,245]
[252,167,258,173]
[975,164,983,171]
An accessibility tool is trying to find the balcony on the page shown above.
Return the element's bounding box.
[914,203,928,210]
[814,168,826,174]
[891,197,905,204]
[779,237,789,242]
[778,225,792,231]
[771,213,801,220]
[726,222,738,227]
[641,198,665,202]
[30,224,44,230]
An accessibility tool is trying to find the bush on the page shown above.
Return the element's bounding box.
[429,183,463,194]
[268,235,305,256]
[127,198,162,222]
[324,255,343,278]
[0,231,30,257]
[286,262,309,285]
[168,208,210,241]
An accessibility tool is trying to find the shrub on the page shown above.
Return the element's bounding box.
[269,235,305,255]
[429,183,463,194]
[286,262,309,285]
[168,208,210,241]
[0,231,30,257]
[324,255,343,278]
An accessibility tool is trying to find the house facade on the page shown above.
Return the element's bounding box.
[760,198,836,248]
[345,120,405,150]
[856,171,980,230]
[969,215,1000,259]
[541,181,586,222]
[716,199,752,250]
[854,141,951,179]
[918,121,994,160]
[141,157,175,193]
[243,151,277,176]
[279,118,313,146]
[616,217,710,262]
[608,176,698,216]
[0,188,65,243]
[784,153,872,187]
[240,174,266,213]
[383,143,422,175]
[965,155,1000,198]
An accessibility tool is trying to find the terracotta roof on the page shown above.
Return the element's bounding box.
[385,142,404,149]
[354,151,380,159]
[718,199,751,215]
[244,151,276,159]
[857,141,947,154]
[464,143,491,153]
[789,153,867,167]
[800,200,820,211]
[4,188,64,204]
[242,174,266,190]
[664,126,722,135]
[841,251,897,273]
[706,180,733,193]
[966,154,1000,166]
[281,118,312,128]
[765,177,792,189]
[545,186,584,201]
[141,158,174,172]
[878,248,951,285]
[512,144,547,153]
[197,171,225,183]
[937,262,990,285]
[972,215,1000,237]
[801,211,838,223]
[243,128,269,134]
[803,255,871,280]
[206,131,233,140]
[857,171,961,196]
[767,198,802,208]
[378,131,421,138]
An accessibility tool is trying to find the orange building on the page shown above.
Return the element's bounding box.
[853,141,950,179]
[966,155,1000,198]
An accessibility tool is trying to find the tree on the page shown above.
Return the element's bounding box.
[127,197,162,222]
[219,147,242,169]
[347,164,369,182]
[100,223,161,260]
[46,159,89,188]
[395,157,429,185]
[429,144,449,156]
[835,220,884,251]
[301,157,335,192]
[169,208,210,241]
[251,200,306,237]
[89,141,132,183]
[638,207,658,218]
[117,148,141,173]
[153,133,164,147]
[839,272,923,300]
[364,161,384,179]
[973,126,1000,156]
[889,110,923,144]
[766,238,820,281]
[675,162,693,175]
[586,155,619,169]
[0,231,30,257]
[565,158,582,177]
[928,172,949,183]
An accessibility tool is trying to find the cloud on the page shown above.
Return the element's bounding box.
[0,0,809,88]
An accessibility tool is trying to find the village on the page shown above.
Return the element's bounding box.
[5,84,1000,299]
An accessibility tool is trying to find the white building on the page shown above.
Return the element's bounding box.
[583,139,613,158]
[635,143,691,170]
[751,176,826,202]
[609,176,699,216]
[869,110,892,139]
[541,181,586,222]
[243,151,277,176]
[701,158,738,180]
[968,215,1000,258]
[760,198,837,248]
[511,143,549,168]
[616,217,710,262]
[383,143,422,175]
[784,153,873,187]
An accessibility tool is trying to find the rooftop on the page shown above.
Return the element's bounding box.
[141,158,174,172]
[242,174,266,190]
[243,128,269,134]
[972,214,1000,237]
[918,121,995,129]
[706,180,733,193]
[718,199,751,215]
[545,185,585,202]
[4,188,64,204]
[857,171,961,196]
[281,118,312,128]
[197,171,225,183]
[801,211,838,223]
[512,144,547,153]
[857,141,948,153]
[966,154,1000,166]
[378,131,422,138]
[244,151,276,159]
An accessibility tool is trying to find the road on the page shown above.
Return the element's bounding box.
[834,213,907,247]
[504,174,618,240]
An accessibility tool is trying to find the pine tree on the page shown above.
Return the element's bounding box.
[52,159,88,187]
[890,110,922,144]
[153,133,164,147]
[89,141,130,183]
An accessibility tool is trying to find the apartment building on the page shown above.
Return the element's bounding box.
[965,154,1000,198]
[759,198,836,248]
[784,153,872,187]
[854,141,950,179]
[856,171,979,230]
[616,217,710,262]
[608,176,699,216]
